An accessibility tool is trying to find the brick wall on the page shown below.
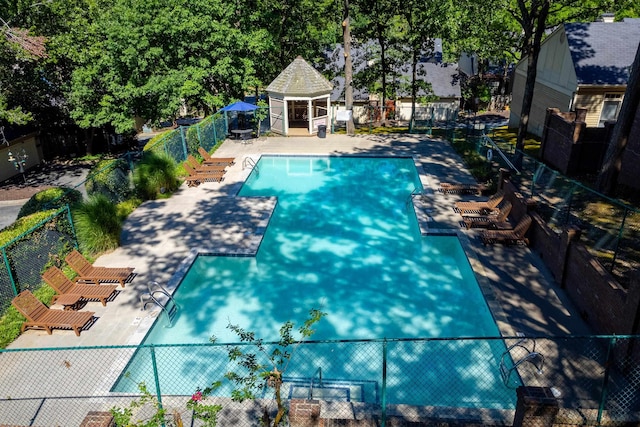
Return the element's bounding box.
[540,108,609,176]
[500,179,640,337]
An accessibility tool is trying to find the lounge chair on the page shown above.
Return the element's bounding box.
[183,162,225,187]
[186,155,228,173]
[12,290,95,336]
[462,201,512,230]
[43,266,118,307]
[197,147,235,166]
[440,182,488,196]
[454,190,504,216]
[65,250,134,287]
[481,214,532,246]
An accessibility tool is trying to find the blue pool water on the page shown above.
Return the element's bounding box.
[113,156,516,408]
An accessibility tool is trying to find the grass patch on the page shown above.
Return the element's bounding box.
[0,285,56,349]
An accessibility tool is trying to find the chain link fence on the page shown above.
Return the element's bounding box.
[0,207,77,311]
[0,336,638,426]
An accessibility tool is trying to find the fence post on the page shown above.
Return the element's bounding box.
[597,336,616,424]
[149,345,165,424]
[381,339,387,427]
[179,126,188,159]
[1,247,18,296]
[65,205,79,250]
[610,208,628,273]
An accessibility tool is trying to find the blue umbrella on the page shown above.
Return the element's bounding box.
[219,101,259,112]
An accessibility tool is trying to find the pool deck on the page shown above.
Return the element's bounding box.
[9,132,590,350]
[2,133,593,425]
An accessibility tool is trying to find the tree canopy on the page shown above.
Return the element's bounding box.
[1,0,636,151]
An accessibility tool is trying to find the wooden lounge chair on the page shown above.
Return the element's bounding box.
[440,182,488,196]
[197,147,235,166]
[462,201,512,230]
[65,250,134,287]
[186,155,227,173]
[481,214,532,246]
[43,266,118,307]
[12,290,94,336]
[454,190,504,216]
[183,162,225,187]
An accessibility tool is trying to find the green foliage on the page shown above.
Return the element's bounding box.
[72,195,122,254]
[0,209,60,247]
[0,285,56,349]
[111,382,183,427]
[133,152,179,200]
[220,308,326,427]
[85,159,134,203]
[17,187,83,219]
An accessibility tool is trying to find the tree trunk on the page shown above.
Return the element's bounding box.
[343,0,355,135]
[596,43,640,195]
[410,49,418,131]
[514,0,550,168]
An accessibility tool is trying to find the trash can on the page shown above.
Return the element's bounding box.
[317,125,327,138]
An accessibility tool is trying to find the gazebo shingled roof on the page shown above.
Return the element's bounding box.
[266,56,333,97]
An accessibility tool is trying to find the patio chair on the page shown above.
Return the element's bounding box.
[183,162,225,186]
[480,214,532,246]
[65,250,134,287]
[439,182,488,196]
[197,147,235,166]
[11,290,95,336]
[186,155,228,173]
[43,266,118,307]
[454,190,504,216]
[462,201,512,230]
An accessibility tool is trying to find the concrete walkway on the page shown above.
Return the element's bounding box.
[9,132,591,349]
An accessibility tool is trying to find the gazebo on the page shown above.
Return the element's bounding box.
[266,56,333,136]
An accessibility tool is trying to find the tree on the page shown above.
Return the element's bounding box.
[596,43,640,194]
[343,0,355,135]
[510,0,617,166]
[216,309,326,427]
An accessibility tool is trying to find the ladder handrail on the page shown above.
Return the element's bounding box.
[140,281,179,327]
[242,156,258,172]
[499,337,545,388]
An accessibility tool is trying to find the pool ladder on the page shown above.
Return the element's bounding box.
[499,336,545,388]
[139,281,179,327]
[406,187,424,207]
[308,367,323,400]
[243,156,259,173]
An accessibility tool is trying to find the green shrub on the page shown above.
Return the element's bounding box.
[133,152,179,200]
[72,195,122,254]
[17,187,83,219]
[85,159,133,203]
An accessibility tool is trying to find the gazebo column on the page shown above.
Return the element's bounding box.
[308,100,313,134]
[283,98,289,136]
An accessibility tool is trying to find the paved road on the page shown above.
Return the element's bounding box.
[0,161,92,230]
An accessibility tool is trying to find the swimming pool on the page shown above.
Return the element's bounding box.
[113,156,517,407]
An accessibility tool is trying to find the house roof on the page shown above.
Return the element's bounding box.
[565,18,640,86]
[319,40,460,102]
[266,56,333,97]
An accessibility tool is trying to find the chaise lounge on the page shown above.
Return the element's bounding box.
[439,182,488,196]
[480,214,532,246]
[183,162,225,187]
[197,147,235,166]
[43,266,118,307]
[12,290,95,336]
[462,201,512,230]
[454,190,504,216]
[65,250,134,287]
[187,155,228,173]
